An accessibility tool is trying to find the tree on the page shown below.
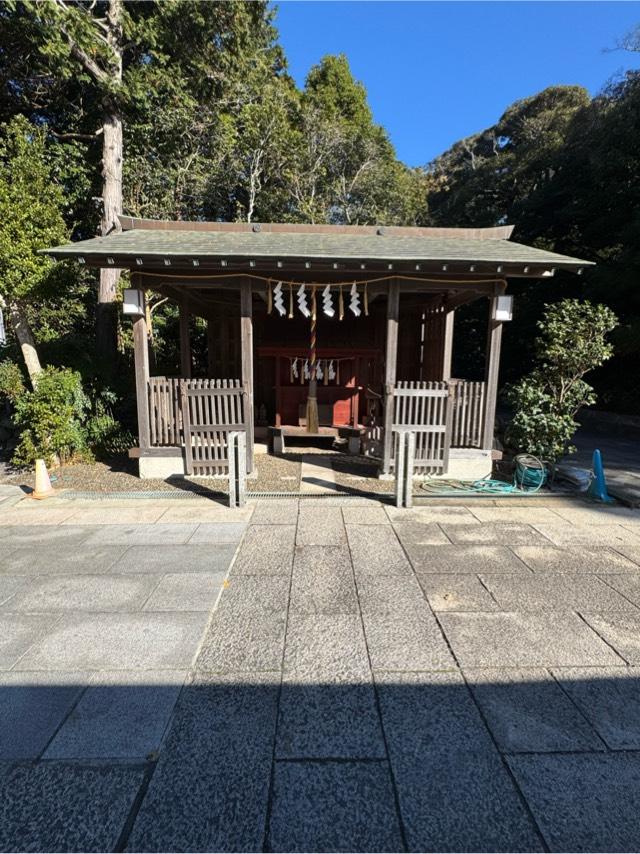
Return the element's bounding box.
[506,300,618,461]
[0,117,71,385]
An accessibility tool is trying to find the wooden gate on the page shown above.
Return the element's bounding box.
[392,381,453,474]
[180,379,246,476]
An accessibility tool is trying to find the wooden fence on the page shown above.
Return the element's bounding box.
[391,381,452,474]
[147,376,246,476]
[450,379,486,448]
[180,379,245,476]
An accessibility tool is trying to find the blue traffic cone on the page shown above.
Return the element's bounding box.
[587,449,614,504]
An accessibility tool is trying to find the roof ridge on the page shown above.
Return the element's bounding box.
[118,216,515,242]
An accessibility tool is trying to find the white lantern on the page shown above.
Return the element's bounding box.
[122,289,145,316]
[493,295,514,322]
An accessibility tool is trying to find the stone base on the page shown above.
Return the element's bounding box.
[137,450,186,480]
[432,449,492,481]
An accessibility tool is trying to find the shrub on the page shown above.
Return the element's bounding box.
[11,366,90,467]
[0,359,25,402]
[505,299,618,462]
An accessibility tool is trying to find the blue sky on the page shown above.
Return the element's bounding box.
[274,1,640,166]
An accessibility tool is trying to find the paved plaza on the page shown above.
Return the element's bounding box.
[2,494,640,851]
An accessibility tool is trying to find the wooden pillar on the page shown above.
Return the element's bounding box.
[381,279,400,476]
[206,319,216,377]
[132,289,150,450]
[179,296,191,378]
[482,289,505,451]
[240,278,254,474]
[442,309,455,381]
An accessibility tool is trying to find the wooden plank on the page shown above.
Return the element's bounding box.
[179,297,192,378]
[381,280,400,475]
[442,310,454,380]
[133,307,150,450]
[240,278,254,474]
[181,381,193,475]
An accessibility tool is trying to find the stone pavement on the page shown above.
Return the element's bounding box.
[3,496,640,850]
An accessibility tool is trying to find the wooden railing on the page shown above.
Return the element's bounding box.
[392,381,452,474]
[450,379,486,448]
[148,377,182,447]
[181,379,245,476]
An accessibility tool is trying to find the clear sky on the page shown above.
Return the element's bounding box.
[274,1,640,166]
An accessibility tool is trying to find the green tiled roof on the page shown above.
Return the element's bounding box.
[44,221,592,271]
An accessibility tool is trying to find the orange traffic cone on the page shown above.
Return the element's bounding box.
[32,459,55,500]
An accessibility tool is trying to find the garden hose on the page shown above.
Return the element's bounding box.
[420,453,547,497]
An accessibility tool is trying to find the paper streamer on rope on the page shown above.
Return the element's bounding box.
[288,284,294,318]
[273,281,286,316]
[0,308,5,346]
[349,282,361,317]
[292,357,299,379]
[322,285,334,318]
[303,359,310,379]
[297,284,310,318]
[328,360,336,380]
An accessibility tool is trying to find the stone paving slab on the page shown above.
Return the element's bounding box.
[0,762,145,853]
[468,506,565,524]
[375,670,544,852]
[385,505,480,525]
[391,521,452,545]
[418,573,499,612]
[442,522,552,546]
[18,612,210,671]
[111,543,235,575]
[600,573,640,608]
[0,575,30,605]
[268,761,403,852]
[44,669,185,760]
[480,573,638,612]
[464,667,604,753]
[158,504,254,524]
[229,525,296,575]
[1,545,127,576]
[439,611,626,668]
[62,506,166,525]
[0,508,77,526]
[532,523,640,546]
[362,607,456,672]
[250,501,298,525]
[347,524,413,574]
[0,525,94,545]
[142,572,224,612]
[581,612,640,664]
[552,666,640,749]
[215,575,290,616]
[284,612,371,683]
[0,613,60,670]
[185,522,250,543]
[196,610,287,673]
[405,544,531,574]
[5,574,159,613]
[341,505,389,525]
[508,753,640,852]
[276,683,386,759]
[614,545,640,567]
[551,505,640,527]
[290,546,358,615]
[514,545,639,574]
[83,523,198,546]
[0,671,87,760]
[127,672,279,852]
[296,507,346,545]
[356,572,426,614]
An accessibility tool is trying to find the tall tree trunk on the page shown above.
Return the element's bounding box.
[8,303,42,388]
[96,110,123,366]
[95,0,123,369]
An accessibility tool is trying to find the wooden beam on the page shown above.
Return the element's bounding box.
[240,277,255,474]
[381,279,400,476]
[179,296,192,378]
[482,286,506,451]
[132,286,151,451]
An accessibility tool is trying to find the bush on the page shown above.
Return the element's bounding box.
[505,299,618,462]
[11,366,90,467]
[0,359,25,402]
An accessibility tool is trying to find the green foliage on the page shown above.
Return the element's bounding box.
[11,366,90,467]
[0,359,25,403]
[506,300,618,461]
